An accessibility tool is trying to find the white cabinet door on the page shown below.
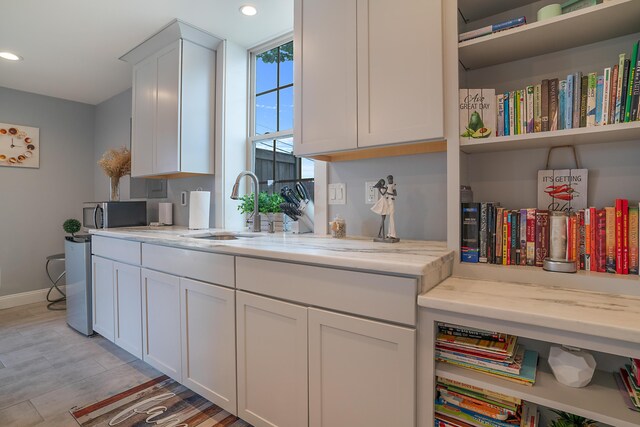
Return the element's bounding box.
[155,41,181,175]
[294,0,358,156]
[114,262,142,359]
[131,55,156,177]
[141,269,181,381]
[180,278,236,414]
[236,291,308,427]
[92,256,114,341]
[356,0,443,148]
[309,308,416,427]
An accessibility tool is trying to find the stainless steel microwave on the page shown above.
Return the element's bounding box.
[82,201,147,230]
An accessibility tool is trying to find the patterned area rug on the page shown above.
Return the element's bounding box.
[70,375,251,426]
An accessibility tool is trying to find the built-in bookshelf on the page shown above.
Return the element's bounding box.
[459,0,640,70]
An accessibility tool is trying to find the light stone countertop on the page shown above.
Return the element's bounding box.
[90,226,454,280]
[418,277,640,343]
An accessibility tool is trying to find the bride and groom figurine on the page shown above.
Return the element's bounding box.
[371,175,399,243]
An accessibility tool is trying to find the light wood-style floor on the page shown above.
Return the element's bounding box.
[0,302,161,426]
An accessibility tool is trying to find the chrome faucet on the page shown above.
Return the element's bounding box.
[230,171,261,232]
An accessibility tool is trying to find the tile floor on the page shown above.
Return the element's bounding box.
[0,302,161,426]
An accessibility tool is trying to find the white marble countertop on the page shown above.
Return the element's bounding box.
[418,277,640,343]
[91,226,454,278]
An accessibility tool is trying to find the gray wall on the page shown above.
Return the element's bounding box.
[328,153,447,241]
[0,87,95,297]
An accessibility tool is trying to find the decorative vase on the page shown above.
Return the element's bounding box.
[110,176,120,201]
[548,345,596,387]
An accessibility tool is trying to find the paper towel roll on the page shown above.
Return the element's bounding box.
[159,202,173,225]
[188,191,210,229]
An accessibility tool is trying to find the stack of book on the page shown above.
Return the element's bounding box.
[436,324,538,386]
[435,377,539,427]
[459,17,526,43]
[614,358,640,413]
[493,40,640,137]
[461,200,640,275]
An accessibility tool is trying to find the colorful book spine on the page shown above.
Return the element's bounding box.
[616,199,624,274]
[602,67,611,125]
[534,84,542,132]
[541,80,549,132]
[615,54,626,123]
[526,85,534,133]
[579,211,586,269]
[514,90,521,135]
[549,78,559,131]
[519,208,527,266]
[511,211,518,265]
[609,65,619,125]
[573,72,582,128]
[535,210,549,267]
[497,94,505,137]
[520,89,527,135]
[625,41,638,122]
[559,80,566,131]
[495,207,504,265]
[596,209,607,272]
[458,16,527,42]
[586,73,597,127]
[623,199,629,274]
[580,75,589,127]
[568,213,578,262]
[526,209,536,266]
[630,41,640,121]
[595,75,604,126]
[585,208,592,271]
[480,203,488,263]
[565,74,574,129]
[619,59,631,123]
[502,210,509,265]
[605,206,616,273]
[590,207,597,272]
[461,203,480,263]
[509,91,516,137]
[503,92,510,136]
[630,206,639,274]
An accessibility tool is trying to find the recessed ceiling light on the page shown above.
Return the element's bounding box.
[0,51,22,61]
[240,5,257,16]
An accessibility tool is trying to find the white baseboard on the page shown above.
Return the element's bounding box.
[0,286,66,310]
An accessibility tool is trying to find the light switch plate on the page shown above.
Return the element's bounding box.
[328,183,346,205]
[365,181,379,204]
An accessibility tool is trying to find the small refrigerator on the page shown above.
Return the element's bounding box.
[65,235,93,335]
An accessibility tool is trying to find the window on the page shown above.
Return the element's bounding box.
[249,39,313,200]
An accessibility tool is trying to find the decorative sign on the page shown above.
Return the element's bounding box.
[537,169,588,212]
[0,122,39,168]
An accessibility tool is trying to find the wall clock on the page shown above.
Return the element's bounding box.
[0,122,39,169]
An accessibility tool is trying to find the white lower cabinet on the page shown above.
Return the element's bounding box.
[180,277,237,414]
[141,268,182,381]
[113,262,142,358]
[92,256,115,341]
[308,308,416,427]
[236,291,309,427]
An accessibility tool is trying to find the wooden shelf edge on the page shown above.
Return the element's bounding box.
[305,140,447,162]
[453,261,640,297]
[435,360,640,427]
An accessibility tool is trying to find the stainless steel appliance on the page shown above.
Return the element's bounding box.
[65,235,93,335]
[82,201,147,230]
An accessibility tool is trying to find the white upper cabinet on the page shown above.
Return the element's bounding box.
[121,20,221,178]
[294,0,444,156]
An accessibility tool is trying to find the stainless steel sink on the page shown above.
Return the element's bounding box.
[184,232,263,240]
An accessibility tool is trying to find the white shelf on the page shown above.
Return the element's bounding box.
[459,0,640,70]
[460,121,640,154]
[454,262,640,298]
[458,0,533,23]
[436,360,640,427]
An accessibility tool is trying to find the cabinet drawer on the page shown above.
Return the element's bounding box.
[142,244,234,288]
[92,236,141,265]
[236,257,417,326]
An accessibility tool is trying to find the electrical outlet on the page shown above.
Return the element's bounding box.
[365,181,379,204]
[328,183,346,205]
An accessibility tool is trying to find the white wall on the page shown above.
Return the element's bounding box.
[328,153,447,241]
[0,87,95,297]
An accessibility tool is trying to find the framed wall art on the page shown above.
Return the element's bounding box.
[0,122,40,169]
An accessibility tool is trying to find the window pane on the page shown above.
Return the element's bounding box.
[301,157,314,179]
[279,86,294,131]
[255,92,277,135]
[254,140,274,184]
[256,47,278,94]
[279,41,293,86]
[275,137,296,184]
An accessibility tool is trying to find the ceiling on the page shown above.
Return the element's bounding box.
[0,0,293,105]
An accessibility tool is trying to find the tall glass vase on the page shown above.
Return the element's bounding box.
[110,176,120,201]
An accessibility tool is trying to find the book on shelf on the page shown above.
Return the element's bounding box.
[586,73,597,127]
[526,86,534,133]
[584,208,592,270]
[632,358,640,387]
[615,54,626,123]
[526,209,536,266]
[565,74,574,130]
[504,92,510,136]
[461,203,480,263]
[595,75,604,126]
[438,324,507,343]
[514,90,521,135]
[631,41,640,121]
[602,67,611,125]
[624,41,638,122]
[619,59,630,123]
[535,210,549,267]
[520,89,527,135]
[630,206,639,274]
[497,94,505,137]
[460,89,496,140]
[573,71,582,129]
[534,84,542,133]
[436,346,526,375]
[615,199,624,274]
[596,208,607,272]
[609,65,618,125]
[549,78,559,131]
[605,206,616,273]
[495,207,504,265]
[579,75,588,128]
[614,366,640,412]
[509,90,516,137]
[480,203,489,263]
[540,80,549,132]
[558,80,566,131]
[458,16,526,43]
